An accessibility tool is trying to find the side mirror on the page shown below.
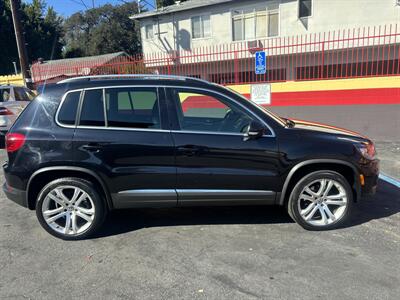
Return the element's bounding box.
[244,121,266,141]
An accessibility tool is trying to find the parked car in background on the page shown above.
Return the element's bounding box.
[0,84,35,146]
[3,75,379,240]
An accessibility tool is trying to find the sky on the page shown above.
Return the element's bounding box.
[23,0,156,17]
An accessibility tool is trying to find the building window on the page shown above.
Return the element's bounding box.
[232,8,279,41]
[268,11,279,37]
[191,15,211,39]
[145,24,154,39]
[298,0,312,18]
[396,0,400,6]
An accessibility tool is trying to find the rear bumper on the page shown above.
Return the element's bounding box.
[3,182,27,208]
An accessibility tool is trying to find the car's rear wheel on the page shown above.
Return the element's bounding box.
[36,177,106,240]
[287,170,353,230]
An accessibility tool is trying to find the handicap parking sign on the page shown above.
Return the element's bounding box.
[255,51,266,75]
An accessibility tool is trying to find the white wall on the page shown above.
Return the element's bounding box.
[280,0,400,36]
[139,0,400,56]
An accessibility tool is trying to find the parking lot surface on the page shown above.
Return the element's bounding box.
[0,150,399,300]
[375,141,400,179]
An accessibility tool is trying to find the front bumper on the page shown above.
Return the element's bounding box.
[359,158,379,197]
[361,175,378,196]
[3,182,27,208]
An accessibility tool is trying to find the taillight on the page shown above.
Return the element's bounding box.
[5,133,26,153]
[0,107,14,115]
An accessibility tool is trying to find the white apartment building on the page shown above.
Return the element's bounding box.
[131,0,400,82]
[132,0,399,55]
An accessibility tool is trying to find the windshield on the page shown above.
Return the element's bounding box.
[221,85,286,126]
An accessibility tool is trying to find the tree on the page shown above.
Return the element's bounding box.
[63,2,141,58]
[22,1,63,62]
[0,0,17,74]
[0,0,63,75]
[156,0,175,8]
[156,0,187,9]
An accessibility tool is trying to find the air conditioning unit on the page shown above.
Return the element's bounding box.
[167,50,180,63]
[247,40,264,54]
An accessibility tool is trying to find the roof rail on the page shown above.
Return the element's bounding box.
[57,74,210,85]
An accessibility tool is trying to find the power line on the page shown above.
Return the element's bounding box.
[79,0,88,9]
[68,0,87,8]
[140,0,156,9]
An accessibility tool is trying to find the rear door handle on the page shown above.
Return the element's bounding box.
[82,143,104,152]
[178,145,203,156]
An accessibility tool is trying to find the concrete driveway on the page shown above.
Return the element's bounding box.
[0,149,399,300]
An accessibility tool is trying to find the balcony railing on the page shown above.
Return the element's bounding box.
[32,23,400,85]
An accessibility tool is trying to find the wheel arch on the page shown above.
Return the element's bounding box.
[26,166,113,210]
[278,159,361,206]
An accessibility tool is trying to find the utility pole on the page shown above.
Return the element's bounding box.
[10,0,33,89]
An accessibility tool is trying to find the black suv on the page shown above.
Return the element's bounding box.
[3,75,379,239]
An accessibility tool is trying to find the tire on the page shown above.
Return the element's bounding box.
[287,170,353,231]
[36,177,106,240]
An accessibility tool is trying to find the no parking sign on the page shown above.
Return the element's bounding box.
[251,83,271,105]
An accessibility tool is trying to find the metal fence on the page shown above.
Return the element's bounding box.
[32,23,400,85]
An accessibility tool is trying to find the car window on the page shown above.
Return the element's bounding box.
[105,87,160,129]
[171,88,254,134]
[0,88,11,102]
[58,91,80,125]
[24,88,36,100]
[14,87,30,101]
[79,89,105,127]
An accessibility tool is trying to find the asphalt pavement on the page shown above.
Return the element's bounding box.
[375,141,400,179]
[0,149,399,300]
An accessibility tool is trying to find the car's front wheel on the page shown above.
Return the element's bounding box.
[287,170,353,230]
[36,177,106,240]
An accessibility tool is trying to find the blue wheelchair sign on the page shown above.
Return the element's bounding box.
[255,51,266,75]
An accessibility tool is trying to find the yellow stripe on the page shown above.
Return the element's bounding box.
[227,76,400,94]
[0,74,24,86]
[227,84,251,94]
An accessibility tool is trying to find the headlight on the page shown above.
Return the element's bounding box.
[356,142,376,160]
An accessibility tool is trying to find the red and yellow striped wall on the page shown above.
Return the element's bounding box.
[227,76,400,106]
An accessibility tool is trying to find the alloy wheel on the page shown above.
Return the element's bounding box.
[297,178,348,226]
[41,185,95,235]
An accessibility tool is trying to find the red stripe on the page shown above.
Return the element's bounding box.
[242,88,400,106]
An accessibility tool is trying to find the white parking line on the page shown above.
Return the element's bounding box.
[379,173,400,188]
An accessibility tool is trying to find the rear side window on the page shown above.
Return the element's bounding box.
[105,87,160,129]
[58,91,80,125]
[79,89,105,127]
